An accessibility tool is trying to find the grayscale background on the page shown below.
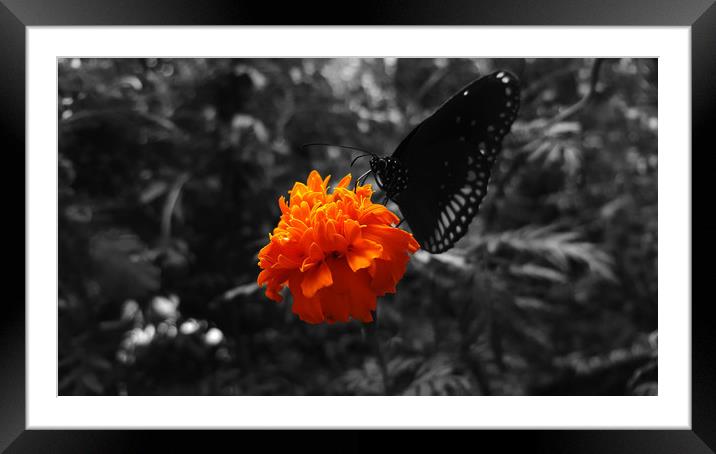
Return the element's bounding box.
[57,58,657,396]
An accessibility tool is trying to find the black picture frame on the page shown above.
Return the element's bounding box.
[2,0,710,451]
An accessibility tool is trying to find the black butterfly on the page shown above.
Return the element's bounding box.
[365,70,520,253]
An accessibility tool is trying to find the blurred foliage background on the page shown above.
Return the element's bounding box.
[58,58,657,396]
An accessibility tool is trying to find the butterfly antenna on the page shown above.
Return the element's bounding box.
[302,142,374,155]
[350,154,373,168]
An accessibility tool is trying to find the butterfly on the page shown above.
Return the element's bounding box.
[366,70,521,253]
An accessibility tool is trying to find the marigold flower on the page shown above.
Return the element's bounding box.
[257,170,420,324]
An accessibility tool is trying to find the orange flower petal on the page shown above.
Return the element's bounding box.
[336,174,352,189]
[257,170,420,324]
[289,273,323,323]
[347,238,383,272]
[331,233,348,252]
[298,227,315,251]
[344,219,361,244]
[278,195,290,214]
[301,260,333,298]
[315,287,350,323]
[300,242,324,272]
[265,285,284,302]
[308,242,324,261]
[307,170,325,191]
[328,258,375,322]
[276,254,300,269]
[370,259,399,295]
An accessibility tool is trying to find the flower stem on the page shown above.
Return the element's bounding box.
[364,311,392,395]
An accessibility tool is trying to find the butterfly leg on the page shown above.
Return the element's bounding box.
[355,169,372,191]
[380,178,398,206]
[395,218,405,227]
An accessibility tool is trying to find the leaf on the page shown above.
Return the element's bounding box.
[81,373,104,394]
[527,140,554,162]
[546,121,581,136]
[509,263,567,283]
[475,224,616,281]
[387,357,422,377]
[411,249,473,288]
[58,367,82,392]
[514,297,554,312]
[231,114,270,143]
[116,75,143,91]
[139,181,168,204]
[402,354,473,396]
[562,146,581,174]
[90,230,161,300]
[86,355,113,371]
[341,358,384,395]
[221,282,260,301]
[599,195,631,219]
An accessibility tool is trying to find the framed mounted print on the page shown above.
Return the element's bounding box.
[2,0,711,451]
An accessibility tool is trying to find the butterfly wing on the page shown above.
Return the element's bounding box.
[392,71,521,253]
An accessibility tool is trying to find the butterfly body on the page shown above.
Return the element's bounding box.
[370,70,521,253]
[369,155,408,199]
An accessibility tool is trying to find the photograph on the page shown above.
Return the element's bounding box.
[57,57,658,397]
